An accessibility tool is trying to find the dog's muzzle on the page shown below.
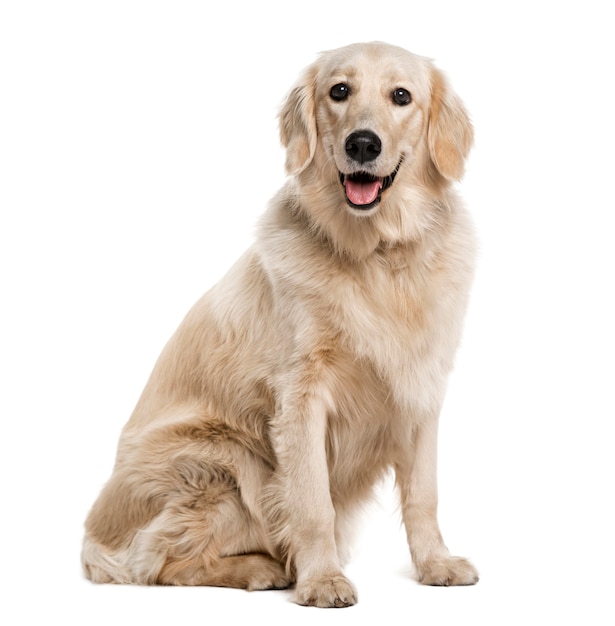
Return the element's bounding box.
[339,129,401,210]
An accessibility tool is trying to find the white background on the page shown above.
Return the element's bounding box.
[1,1,614,624]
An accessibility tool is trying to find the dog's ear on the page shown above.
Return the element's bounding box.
[427,68,473,181]
[279,66,318,175]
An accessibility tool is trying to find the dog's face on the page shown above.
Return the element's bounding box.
[315,44,431,213]
[280,42,473,219]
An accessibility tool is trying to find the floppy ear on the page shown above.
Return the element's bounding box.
[427,68,473,181]
[279,66,318,175]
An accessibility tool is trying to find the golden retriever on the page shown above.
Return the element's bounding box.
[82,41,478,607]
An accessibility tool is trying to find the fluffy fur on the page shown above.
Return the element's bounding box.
[83,41,478,607]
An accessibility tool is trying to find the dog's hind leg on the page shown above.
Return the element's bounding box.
[84,485,289,589]
[127,459,290,590]
[83,415,290,590]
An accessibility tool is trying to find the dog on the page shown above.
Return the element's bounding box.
[82,41,478,607]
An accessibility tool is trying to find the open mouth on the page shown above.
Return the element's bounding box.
[339,160,402,210]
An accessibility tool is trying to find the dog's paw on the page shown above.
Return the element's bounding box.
[295,573,357,608]
[418,556,479,586]
[245,556,292,591]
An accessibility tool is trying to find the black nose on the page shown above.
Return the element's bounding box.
[345,130,382,164]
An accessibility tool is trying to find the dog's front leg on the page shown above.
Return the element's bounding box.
[271,387,357,608]
[396,416,479,586]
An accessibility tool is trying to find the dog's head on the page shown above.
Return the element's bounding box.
[280,42,473,224]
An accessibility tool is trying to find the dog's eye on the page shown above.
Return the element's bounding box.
[392,88,411,106]
[330,83,350,101]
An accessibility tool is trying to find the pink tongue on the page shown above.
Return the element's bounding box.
[345,179,382,205]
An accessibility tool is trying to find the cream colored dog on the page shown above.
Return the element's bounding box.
[83,41,478,607]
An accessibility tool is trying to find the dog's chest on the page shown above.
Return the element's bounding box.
[338,257,431,352]
[329,254,453,415]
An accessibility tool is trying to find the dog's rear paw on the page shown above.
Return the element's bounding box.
[295,573,357,608]
[244,555,292,591]
[418,556,479,586]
